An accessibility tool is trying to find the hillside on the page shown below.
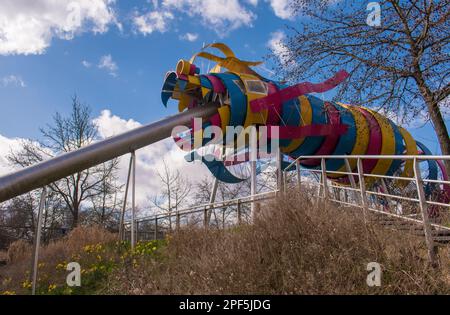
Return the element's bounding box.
[1,192,449,295]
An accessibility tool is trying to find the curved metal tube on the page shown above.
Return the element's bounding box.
[0,104,218,203]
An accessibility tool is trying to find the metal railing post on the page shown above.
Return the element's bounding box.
[207,177,219,225]
[296,160,301,191]
[176,208,180,230]
[333,187,339,201]
[237,199,242,225]
[321,158,329,201]
[130,151,136,250]
[413,158,438,267]
[356,158,369,222]
[380,179,394,212]
[31,187,47,295]
[136,221,139,243]
[250,126,259,222]
[344,158,359,203]
[154,217,158,240]
[343,190,349,204]
[314,173,323,208]
[203,206,208,229]
[277,148,284,194]
[119,154,133,241]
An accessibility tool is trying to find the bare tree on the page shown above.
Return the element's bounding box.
[272,0,450,174]
[193,176,248,227]
[150,159,191,230]
[193,161,278,227]
[0,194,35,242]
[7,96,121,228]
[86,162,122,229]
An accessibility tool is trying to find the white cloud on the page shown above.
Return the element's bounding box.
[267,0,295,20]
[179,32,199,42]
[93,110,211,206]
[164,0,256,32]
[81,60,92,68]
[0,0,118,55]
[98,54,118,77]
[133,10,174,35]
[247,0,259,6]
[132,0,256,35]
[0,135,24,176]
[1,75,26,88]
[267,31,293,67]
[0,110,211,208]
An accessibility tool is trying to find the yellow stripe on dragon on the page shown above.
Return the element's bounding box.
[161,43,448,205]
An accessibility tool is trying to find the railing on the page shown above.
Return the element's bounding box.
[122,190,279,241]
[283,154,450,267]
[0,104,220,295]
[2,152,449,293]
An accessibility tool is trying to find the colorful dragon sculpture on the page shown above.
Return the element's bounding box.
[161,43,449,208]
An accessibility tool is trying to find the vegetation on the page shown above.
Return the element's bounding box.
[1,192,449,295]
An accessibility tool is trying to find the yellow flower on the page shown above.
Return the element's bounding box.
[48,284,57,292]
[71,254,80,260]
[38,262,45,268]
[56,263,65,270]
[1,291,16,295]
[95,244,103,252]
[22,280,32,289]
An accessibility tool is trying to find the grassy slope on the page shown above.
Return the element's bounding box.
[1,192,449,295]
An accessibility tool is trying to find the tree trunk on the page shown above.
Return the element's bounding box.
[414,70,450,176]
[424,98,450,177]
[72,206,79,228]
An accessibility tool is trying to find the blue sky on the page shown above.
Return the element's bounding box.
[0,0,447,207]
[0,0,446,153]
[0,0,293,139]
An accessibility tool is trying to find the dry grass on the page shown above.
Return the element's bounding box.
[1,193,449,295]
[6,240,31,264]
[0,251,7,262]
[0,226,116,294]
[107,192,450,294]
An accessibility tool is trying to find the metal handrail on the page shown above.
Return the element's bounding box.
[0,104,218,203]
[125,190,278,224]
[283,154,450,173]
